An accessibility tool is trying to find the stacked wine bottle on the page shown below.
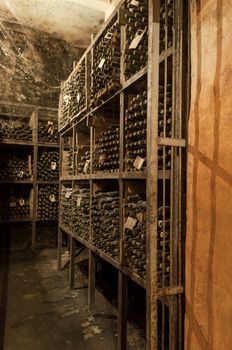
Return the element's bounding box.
[93,126,120,173]
[38,120,58,143]
[124,194,146,279]
[124,0,148,80]
[76,150,90,174]
[91,20,120,106]
[0,188,31,220]
[69,61,86,120]
[92,190,119,258]
[125,91,147,172]
[160,0,174,54]
[37,150,59,181]
[0,117,32,141]
[73,188,90,241]
[157,205,170,287]
[0,151,32,181]
[37,185,58,221]
[60,187,73,231]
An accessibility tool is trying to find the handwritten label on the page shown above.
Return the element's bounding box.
[136,212,144,223]
[129,28,147,50]
[83,160,90,173]
[76,196,82,207]
[49,194,56,202]
[76,93,81,103]
[98,58,106,69]
[51,162,57,170]
[133,156,144,170]
[64,94,71,106]
[125,216,137,230]
[65,191,71,199]
[9,202,17,208]
[130,0,139,6]
[19,198,25,207]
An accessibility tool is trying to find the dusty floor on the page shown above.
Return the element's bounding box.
[0,248,146,350]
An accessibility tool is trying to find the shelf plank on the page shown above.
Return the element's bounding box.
[37,143,59,148]
[0,140,34,146]
[123,66,148,90]
[0,180,33,184]
[0,217,32,224]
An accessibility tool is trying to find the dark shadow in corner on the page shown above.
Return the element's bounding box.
[0,227,11,350]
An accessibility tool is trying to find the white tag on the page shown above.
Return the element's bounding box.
[65,191,71,199]
[64,94,71,106]
[17,171,24,179]
[99,154,106,165]
[9,202,17,208]
[130,0,139,6]
[77,196,82,207]
[129,28,147,49]
[136,212,144,223]
[76,93,81,103]
[49,194,56,202]
[19,198,25,207]
[133,156,145,170]
[83,160,90,173]
[51,162,57,170]
[47,120,53,126]
[125,217,137,230]
[98,58,106,69]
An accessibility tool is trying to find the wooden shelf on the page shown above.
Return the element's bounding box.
[37,181,59,185]
[0,180,33,184]
[0,217,32,224]
[123,66,148,90]
[0,140,34,146]
[37,143,59,148]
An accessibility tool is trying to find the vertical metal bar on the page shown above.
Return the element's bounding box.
[88,250,96,315]
[69,236,75,288]
[118,271,127,350]
[32,109,38,250]
[146,0,160,349]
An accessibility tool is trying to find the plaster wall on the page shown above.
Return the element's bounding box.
[185,0,232,349]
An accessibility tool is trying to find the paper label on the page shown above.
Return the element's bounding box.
[76,196,82,207]
[76,93,81,103]
[98,154,106,165]
[51,162,57,170]
[83,160,90,173]
[19,198,25,207]
[130,0,139,6]
[129,28,147,50]
[136,212,144,223]
[133,156,145,170]
[64,94,71,106]
[17,170,24,179]
[125,216,137,230]
[49,194,56,202]
[47,121,53,126]
[9,202,17,208]
[65,191,71,199]
[98,58,106,69]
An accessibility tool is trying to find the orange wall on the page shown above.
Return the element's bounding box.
[185,0,232,349]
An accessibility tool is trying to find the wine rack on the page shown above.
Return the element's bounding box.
[124,0,148,80]
[38,119,58,144]
[0,150,33,181]
[92,188,120,259]
[37,149,59,181]
[58,1,187,349]
[69,59,87,121]
[91,16,121,107]
[60,185,73,231]
[0,104,59,249]
[37,185,59,221]
[72,185,90,241]
[0,115,33,141]
[124,90,147,172]
[0,186,32,220]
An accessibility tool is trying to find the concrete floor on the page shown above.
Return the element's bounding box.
[0,248,146,350]
[0,248,119,350]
